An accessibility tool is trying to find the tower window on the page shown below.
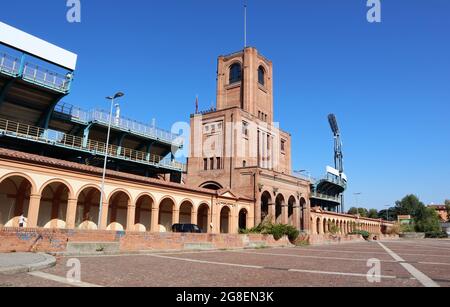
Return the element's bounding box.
[210,158,215,170]
[217,157,221,169]
[229,63,242,84]
[242,121,249,137]
[258,66,265,86]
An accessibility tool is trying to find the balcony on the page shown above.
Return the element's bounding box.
[310,192,341,203]
[0,117,185,172]
[54,102,183,146]
[0,52,72,94]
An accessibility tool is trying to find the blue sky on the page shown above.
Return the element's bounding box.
[1,0,449,210]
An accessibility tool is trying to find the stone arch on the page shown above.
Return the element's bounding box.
[323,218,328,234]
[39,178,74,199]
[0,174,33,227]
[220,205,232,234]
[106,188,133,206]
[159,196,176,232]
[107,190,130,231]
[134,193,155,232]
[238,208,248,230]
[299,197,307,230]
[75,185,101,230]
[179,199,194,224]
[197,203,210,233]
[288,196,296,226]
[200,181,223,191]
[260,191,272,222]
[0,172,38,195]
[275,194,285,224]
[38,180,71,229]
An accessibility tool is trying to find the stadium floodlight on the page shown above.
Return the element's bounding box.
[328,114,340,136]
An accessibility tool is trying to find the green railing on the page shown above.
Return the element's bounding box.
[22,62,71,93]
[310,192,340,203]
[0,118,184,172]
[0,51,72,94]
[53,102,183,147]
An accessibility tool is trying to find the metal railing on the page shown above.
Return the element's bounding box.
[0,53,20,76]
[0,118,185,172]
[0,51,72,94]
[53,102,182,146]
[22,62,71,93]
[310,192,340,202]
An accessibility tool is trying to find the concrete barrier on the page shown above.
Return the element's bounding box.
[399,233,426,239]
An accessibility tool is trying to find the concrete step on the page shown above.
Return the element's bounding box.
[66,242,120,255]
[245,241,267,249]
[183,243,215,250]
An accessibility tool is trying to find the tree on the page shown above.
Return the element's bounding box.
[348,207,358,215]
[378,209,396,221]
[368,209,378,219]
[395,195,425,217]
[357,208,369,218]
[394,195,441,233]
[415,207,441,233]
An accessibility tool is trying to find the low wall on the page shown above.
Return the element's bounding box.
[307,233,399,245]
[399,233,426,239]
[0,228,292,254]
[308,234,365,245]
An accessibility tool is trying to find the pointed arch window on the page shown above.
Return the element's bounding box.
[229,63,242,84]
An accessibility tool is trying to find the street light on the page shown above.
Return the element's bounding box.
[385,205,390,222]
[98,92,124,229]
[354,193,362,208]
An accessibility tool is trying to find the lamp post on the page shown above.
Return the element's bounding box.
[98,92,124,229]
[354,193,362,208]
[385,205,390,222]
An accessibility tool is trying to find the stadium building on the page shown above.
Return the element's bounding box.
[0,22,392,239]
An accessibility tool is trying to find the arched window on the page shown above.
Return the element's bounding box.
[258,66,265,86]
[229,63,242,84]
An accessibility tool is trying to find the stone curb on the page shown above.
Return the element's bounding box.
[0,253,56,275]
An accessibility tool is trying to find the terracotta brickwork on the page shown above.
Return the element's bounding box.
[187,47,310,232]
[0,228,291,253]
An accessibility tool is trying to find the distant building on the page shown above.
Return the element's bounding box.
[398,215,413,225]
[428,205,449,222]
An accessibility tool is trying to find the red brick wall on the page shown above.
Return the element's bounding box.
[0,228,291,253]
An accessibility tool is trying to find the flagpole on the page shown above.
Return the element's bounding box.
[244,4,247,48]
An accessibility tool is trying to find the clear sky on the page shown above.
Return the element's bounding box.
[1,0,449,210]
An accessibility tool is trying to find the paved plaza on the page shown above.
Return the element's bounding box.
[0,239,449,287]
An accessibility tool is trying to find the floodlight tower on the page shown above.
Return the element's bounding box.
[328,114,345,212]
[328,114,344,174]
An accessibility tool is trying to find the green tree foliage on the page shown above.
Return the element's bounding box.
[348,207,377,218]
[357,208,369,217]
[394,195,424,217]
[368,209,379,219]
[377,209,396,221]
[348,207,358,215]
[390,195,442,233]
[415,207,441,233]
